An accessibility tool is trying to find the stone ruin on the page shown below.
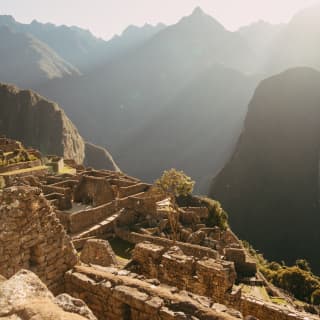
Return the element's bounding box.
[80,239,118,267]
[0,136,23,152]
[0,186,78,294]
[0,139,319,320]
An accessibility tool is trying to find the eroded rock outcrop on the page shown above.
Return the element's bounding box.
[0,83,85,163]
[0,83,119,170]
[84,142,119,171]
[0,269,95,320]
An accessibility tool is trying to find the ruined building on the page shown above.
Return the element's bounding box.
[0,137,319,320]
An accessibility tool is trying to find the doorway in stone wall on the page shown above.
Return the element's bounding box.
[29,245,40,270]
[121,303,131,320]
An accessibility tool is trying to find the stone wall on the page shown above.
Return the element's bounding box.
[0,186,78,294]
[225,248,257,277]
[65,266,239,320]
[69,201,117,234]
[116,229,218,259]
[0,159,42,173]
[132,243,236,302]
[0,137,22,152]
[118,183,150,198]
[45,192,72,210]
[80,239,118,267]
[117,193,162,215]
[42,184,70,196]
[180,207,209,225]
[130,242,318,320]
[47,157,64,173]
[233,295,319,320]
[74,175,115,206]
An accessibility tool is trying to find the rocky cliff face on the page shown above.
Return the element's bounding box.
[84,142,119,171]
[210,67,320,272]
[0,83,119,170]
[0,25,79,88]
[0,83,85,163]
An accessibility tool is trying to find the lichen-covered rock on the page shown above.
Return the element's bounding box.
[80,239,118,267]
[54,294,97,320]
[0,269,92,320]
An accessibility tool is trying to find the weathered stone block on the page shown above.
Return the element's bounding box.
[80,239,118,267]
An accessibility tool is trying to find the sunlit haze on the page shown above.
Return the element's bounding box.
[1,0,319,39]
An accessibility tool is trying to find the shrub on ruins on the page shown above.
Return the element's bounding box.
[296,259,311,272]
[197,197,228,230]
[155,169,194,241]
[176,194,229,230]
[155,168,195,197]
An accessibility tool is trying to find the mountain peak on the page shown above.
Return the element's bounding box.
[0,15,17,26]
[191,6,205,16]
[178,6,225,31]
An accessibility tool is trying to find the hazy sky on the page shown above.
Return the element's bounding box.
[0,0,319,39]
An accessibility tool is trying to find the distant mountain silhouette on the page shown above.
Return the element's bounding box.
[0,82,118,170]
[0,15,105,71]
[210,67,320,272]
[238,21,285,70]
[0,26,79,87]
[115,65,260,192]
[36,7,259,192]
[265,4,320,73]
[103,23,166,63]
[0,15,165,72]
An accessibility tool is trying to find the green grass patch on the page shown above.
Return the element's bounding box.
[59,165,76,174]
[271,297,287,305]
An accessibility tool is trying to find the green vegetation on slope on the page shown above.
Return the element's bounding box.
[243,241,320,305]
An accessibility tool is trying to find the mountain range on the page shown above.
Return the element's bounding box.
[34,7,261,192]
[0,14,165,73]
[1,4,320,270]
[0,25,79,88]
[2,5,320,192]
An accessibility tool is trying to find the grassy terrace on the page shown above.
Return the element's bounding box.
[0,165,48,176]
[242,285,270,301]
[58,165,76,175]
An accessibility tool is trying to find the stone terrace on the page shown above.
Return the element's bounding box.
[1,147,319,320]
[17,168,160,250]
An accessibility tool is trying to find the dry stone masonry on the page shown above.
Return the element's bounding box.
[0,186,78,294]
[0,138,319,320]
[80,239,118,267]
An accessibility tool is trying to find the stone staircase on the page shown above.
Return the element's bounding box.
[72,211,121,250]
[67,170,153,250]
